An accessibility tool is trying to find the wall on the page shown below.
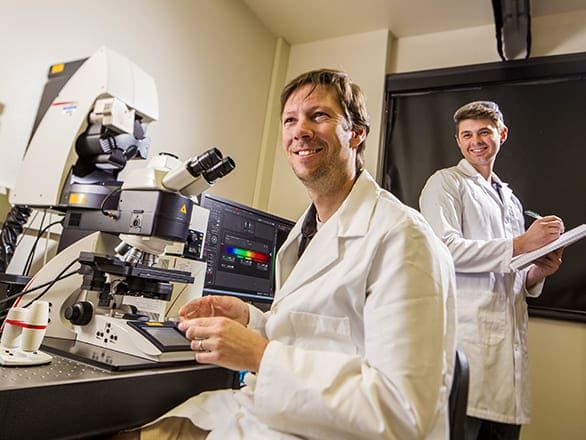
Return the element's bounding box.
[527,318,585,440]
[0,0,276,273]
[390,11,586,440]
[266,29,390,221]
[252,37,290,211]
[391,10,586,72]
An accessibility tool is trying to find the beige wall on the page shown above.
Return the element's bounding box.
[0,0,275,208]
[252,37,290,211]
[0,193,9,224]
[391,10,586,73]
[389,11,586,440]
[266,29,390,221]
[526,318,586,440]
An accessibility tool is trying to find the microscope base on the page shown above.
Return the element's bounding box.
[0,348,52,366]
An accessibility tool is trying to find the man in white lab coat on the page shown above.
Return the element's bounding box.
[122,69,457,440]
[419,101,564,440]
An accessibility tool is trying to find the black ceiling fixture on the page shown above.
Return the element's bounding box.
[491,0,532,60]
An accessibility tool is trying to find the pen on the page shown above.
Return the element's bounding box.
[524,210,542,220]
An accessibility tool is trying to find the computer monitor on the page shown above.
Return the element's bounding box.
[199,193,295,306]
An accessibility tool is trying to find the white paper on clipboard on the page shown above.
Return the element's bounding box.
[510,224,586,271]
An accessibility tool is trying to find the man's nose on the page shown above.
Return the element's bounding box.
[294,118,313,139]
[471,133,484,143]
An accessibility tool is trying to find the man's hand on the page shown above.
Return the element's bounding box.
[179,295,250,326]
[178,316,269,372]
[514,215,564,256]
[526,247,564,289]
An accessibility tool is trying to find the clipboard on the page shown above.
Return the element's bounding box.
[510,223,586,271]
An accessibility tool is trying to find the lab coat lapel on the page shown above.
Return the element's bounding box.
[489,172,518,226]
[273,222,340,304]
[496,179,513,207]
[273,171,377,305]
[497,180,517,225]
[274,221,302,292]
[482,178,503,207]
[458,159,503,207]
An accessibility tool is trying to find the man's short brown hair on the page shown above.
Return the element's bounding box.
[453,101,506,134]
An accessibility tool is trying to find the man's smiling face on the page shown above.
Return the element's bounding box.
[281,84,358,191]
[456,118,507,178]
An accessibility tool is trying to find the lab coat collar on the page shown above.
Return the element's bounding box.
[337,170,378,237]
[457,158,487,179]
[457,159,512,207]
[273,170,378,300]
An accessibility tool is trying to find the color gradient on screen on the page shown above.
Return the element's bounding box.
[225,247,269,263]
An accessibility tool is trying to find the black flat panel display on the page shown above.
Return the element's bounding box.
[200,194,294,305]
[382,52,586,322]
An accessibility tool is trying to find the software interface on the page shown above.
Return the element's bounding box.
[200,194,294,302]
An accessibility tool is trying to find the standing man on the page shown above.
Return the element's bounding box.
[119,69,457,440]
[420,101,564,440]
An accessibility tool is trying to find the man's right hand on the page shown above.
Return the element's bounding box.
[513,215,565,256]
[179,295,250,326]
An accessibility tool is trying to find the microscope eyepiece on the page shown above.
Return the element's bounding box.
[186,148,223,177]
[203,157,236,183]
[161,147,235,195]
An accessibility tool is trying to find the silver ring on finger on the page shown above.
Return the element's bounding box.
[197,339,205,352]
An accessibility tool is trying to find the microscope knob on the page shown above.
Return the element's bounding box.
[64,301,93,325]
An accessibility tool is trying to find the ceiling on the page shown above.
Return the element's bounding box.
[242,0,586,44]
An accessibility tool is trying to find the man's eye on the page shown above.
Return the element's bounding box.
[283,117,294,125]
[314,112,327,119]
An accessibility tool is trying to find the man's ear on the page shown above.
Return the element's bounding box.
[350,127,366,149]
[500,126,508,144]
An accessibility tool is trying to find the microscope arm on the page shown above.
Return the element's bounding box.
[10,46,158,209]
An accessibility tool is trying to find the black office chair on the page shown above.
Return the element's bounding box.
[449,349,470,440]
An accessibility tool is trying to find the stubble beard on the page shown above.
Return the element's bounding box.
[294,161,350,197]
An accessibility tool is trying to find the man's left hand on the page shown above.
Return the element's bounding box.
[526,247,564,288]
[178,316,269,373]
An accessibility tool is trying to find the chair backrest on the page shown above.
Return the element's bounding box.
[449,349,470,440]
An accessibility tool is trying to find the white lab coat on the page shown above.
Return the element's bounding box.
[154,171,457,439]
[419,159,543,425]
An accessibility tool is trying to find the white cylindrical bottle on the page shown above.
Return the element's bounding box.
[20,301,49,352]
[0,307,28,349]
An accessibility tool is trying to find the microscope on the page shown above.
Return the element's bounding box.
[2,47,235,366]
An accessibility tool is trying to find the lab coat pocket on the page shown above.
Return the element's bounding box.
[288,311,355,354]
[457,294,505,347]
[477,311,505,346]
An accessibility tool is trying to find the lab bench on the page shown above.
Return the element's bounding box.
[0,337,237,439]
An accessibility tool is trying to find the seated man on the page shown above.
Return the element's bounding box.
[120,69,457,440]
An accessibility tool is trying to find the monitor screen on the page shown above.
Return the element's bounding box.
[199,193,295,304]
